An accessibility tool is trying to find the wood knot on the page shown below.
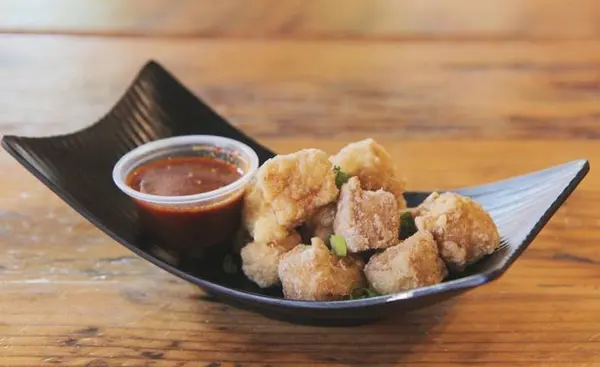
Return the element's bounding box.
[140,351,164,359]
[85,359,109,367]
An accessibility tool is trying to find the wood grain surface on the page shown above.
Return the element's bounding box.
[1,2,599,366]
[2,0,600,40]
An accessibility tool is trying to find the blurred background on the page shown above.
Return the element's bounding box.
[1,0,599,142]
[2,0,596,38]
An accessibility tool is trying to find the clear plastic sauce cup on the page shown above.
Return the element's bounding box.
[112,135,259,256]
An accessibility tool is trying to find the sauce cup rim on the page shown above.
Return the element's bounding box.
[112,135,259,205]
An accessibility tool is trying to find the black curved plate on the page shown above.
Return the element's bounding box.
[1,60,590,326]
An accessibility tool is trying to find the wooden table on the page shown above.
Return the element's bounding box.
[1,1,599,366]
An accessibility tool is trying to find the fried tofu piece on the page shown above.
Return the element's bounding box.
[278,238,366,301]
[243,149,339,243]
[260,149,339,224]
[240,231,301,288]
[305,204,336,242]
[364,231,447,295]
[414,192,500,272]
[334,177,400,252]
[331,139,407,208]
[242,178,288,244]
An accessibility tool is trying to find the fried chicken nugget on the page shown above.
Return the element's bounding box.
[364,231,447,295]
[331,139,407,208]
[278,238,366,301]
[305,204,336,242]
[240,230,301,288]
[414,192,500,272]
[334,177,400,252]
[243,149,339,243]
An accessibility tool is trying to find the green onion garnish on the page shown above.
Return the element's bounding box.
[329,234,348,257]
[333,165,352,188]
[399,211,417,240]
[349,287,381,299]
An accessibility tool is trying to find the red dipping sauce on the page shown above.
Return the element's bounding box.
[126,156,245,256]
[128,157,243,196]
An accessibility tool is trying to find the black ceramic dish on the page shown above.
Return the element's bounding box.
[2,61,589,326]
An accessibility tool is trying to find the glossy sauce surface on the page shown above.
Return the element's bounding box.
[126,156,245,254]
[128,156,242,196]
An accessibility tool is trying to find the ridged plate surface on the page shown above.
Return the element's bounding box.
[1,61,589,326]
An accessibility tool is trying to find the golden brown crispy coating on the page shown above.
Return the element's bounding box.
[243,149,339,243]
[260,149,339,225]
[414,192,500,272]
[364,231,447,295]
[331,139,407,208]
[334,177,400,253]
[240,231,301,288]
[278,238,366,301]
[242,177,287,243]
[305,204,336,242]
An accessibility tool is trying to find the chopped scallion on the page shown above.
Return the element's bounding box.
[349,287,381,299]
[333,165,352,188]
[399,211,417,240]
[329,234,348,257]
